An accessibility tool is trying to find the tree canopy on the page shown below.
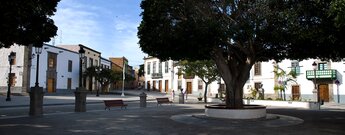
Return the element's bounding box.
[0,0,60,48]
[138,0,345,108]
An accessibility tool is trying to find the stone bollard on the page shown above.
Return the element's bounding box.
[29,86,44,116]
[139,92,147,108]
[179,93,185,104]
[75,87,87,112]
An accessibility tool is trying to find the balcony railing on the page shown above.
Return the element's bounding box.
[152,73,163,79]
[306,69,337,80]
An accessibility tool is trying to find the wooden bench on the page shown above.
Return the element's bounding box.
[156,98,173,106]
[103,100,128,110]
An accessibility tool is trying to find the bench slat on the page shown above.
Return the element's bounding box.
[103,100,127,110]
[156,98,172,106]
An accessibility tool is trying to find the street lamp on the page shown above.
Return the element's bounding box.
[34,47,43,87]
[121,62,125,97]
[6,52,16,101]
[75,47,87,112]
[312,61,319,103]
[96,67,102,97]
[78,47,85,89]
[335,79,340,103]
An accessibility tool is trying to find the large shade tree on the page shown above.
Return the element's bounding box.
[138,0,345,108]
[0,0,60,48]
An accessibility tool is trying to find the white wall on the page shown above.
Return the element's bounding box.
[30,44,79,92]
[0,45,26,93]
[144,57,220,96]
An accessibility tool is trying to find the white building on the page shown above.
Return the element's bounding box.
[144,57,222,97]
[30,44,80,93]
[0,44,81,94]
[144,57,345,103]
[0,45,31,94]
[244,59,345,103]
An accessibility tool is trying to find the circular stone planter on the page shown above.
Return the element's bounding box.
[205,104,266,119]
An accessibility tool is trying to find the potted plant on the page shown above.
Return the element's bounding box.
[197,93,203,101]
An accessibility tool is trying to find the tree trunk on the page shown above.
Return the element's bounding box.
[212,48,252,109]
[204,83,209,103]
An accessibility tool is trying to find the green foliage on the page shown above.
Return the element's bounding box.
[138,0,345,108]
[138,64,145,77]
[0,0,60,48]
[249,87,258,99]
[329,0,345,27]
[178,60,219,103]
[84,66,123,89]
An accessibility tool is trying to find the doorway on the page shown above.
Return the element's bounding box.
[153,81,156,90]
[291,85,300,100]
[186,82,192,94]
[165,80,169,92]
[159,80,162,92]
[47,78,55,93]
[319,84,329,102]
[147,81,151,91]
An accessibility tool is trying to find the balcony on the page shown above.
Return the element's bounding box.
[306,69,337,80]
[152,73,163,79]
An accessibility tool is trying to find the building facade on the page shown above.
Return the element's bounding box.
[0,45,31,94]
[244,59,345,103]
[144,57,221,96]
[58,44,101,92]
[30,44,80,93]
[0,44,80,94]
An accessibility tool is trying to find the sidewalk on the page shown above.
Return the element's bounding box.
[0,90,206,108]
[1,89,344,110]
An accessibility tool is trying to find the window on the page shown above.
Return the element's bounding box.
[178,80,182,89]
[89,58,93,67]
[95,60,98,66]
[147,62,151,75]
[67,78,72,89]
[84,57,87,69]
[318,63,327,70]
[165,62,169,73]
[254,62,261,75]
[48,52,57,69]
[254,82,262,91]
[291,61,300,75]
[198,80,203,90]
[158,62,162,73]
[153,61,156,73]
[68,60,72,72]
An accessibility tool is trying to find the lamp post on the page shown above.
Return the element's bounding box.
[335,80,340,103]
[96,67,101,97]
[29,46,44,116]
[121,61,125,97]
[312,62,319,103]
[75,47,86,112]
[78,48,85,89]
[6,52,15,101]
[34,47,43,87]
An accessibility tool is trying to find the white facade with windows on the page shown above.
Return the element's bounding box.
[30,44,80,93]
[144,57,221,97]
[0,45,30,93]
[244,59,345,103]
[0,44,81,94]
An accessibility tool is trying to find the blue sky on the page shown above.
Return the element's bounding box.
[50,0,146,67]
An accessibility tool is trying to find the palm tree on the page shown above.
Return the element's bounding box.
[273,65,297,100]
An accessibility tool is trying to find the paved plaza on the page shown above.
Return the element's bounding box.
[1,90,345,135]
